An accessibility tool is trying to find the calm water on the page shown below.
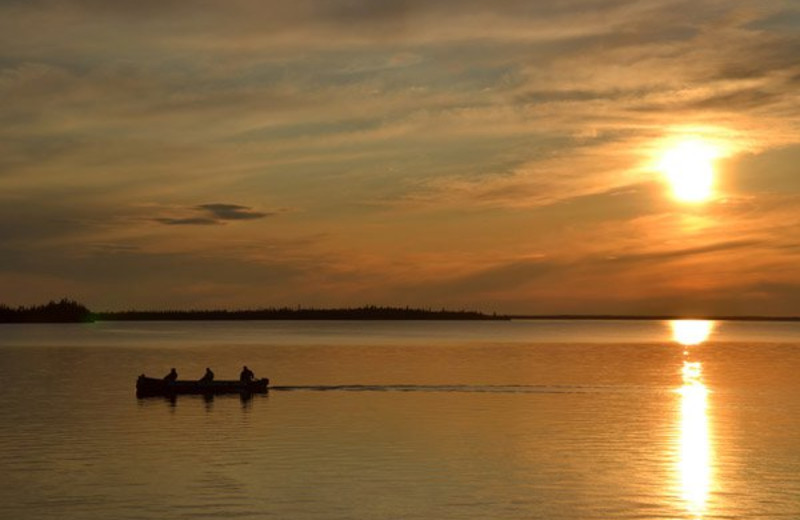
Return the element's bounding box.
[0,320,798,519]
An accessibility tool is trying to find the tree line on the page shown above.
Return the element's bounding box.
[97,305,503,321]
[0,299,93,323]
[0,300,504,323]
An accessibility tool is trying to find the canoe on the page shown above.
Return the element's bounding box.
[136,375,269,397]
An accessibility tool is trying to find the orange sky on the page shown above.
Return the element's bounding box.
[1,1,798,314]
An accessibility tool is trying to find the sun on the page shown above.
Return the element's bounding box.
[658,139,719,203]
[670,320,714,346]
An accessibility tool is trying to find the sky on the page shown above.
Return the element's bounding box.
[1,0,798,314]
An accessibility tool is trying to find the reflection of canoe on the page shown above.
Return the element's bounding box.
[136,375,269,397]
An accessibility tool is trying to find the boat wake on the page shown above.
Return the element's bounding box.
[269,384,634,394]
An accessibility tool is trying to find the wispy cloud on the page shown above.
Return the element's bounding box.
[197,203,272,221]
[153,203,273,226]
[154,217,220,226]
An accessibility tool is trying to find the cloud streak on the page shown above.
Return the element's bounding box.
[152,203,273,226]
[198,203,271,221]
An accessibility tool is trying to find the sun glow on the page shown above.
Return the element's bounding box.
[670,320,714,346]
[659,139,719,203]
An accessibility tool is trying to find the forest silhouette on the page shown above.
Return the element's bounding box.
[0,299,93,323]
[1,300,797,323]
[0,300,502,323]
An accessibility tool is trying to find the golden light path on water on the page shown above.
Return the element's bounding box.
[671,320,714,347]
[670,320,715,519]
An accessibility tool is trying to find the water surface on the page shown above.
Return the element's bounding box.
[1,320,798,519]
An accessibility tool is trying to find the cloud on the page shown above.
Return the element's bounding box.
[197,203,271,221]
[390,139,649,211]
[374,235,793,314]
[153,203,273,226]
[154,217,220,226]
[602,239,764,264]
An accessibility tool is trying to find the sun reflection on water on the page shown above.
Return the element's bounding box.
[679,362,711,517]
[670,320,714,518]
[671,320,714,346]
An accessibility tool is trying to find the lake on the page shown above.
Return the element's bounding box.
[0,319,798,519]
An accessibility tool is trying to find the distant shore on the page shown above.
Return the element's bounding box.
[93,307,506,322]
[0,300,505,323]
[1,299,798,323]
[95,313,800,322]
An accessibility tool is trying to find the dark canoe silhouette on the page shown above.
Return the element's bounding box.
[136,375,269,397]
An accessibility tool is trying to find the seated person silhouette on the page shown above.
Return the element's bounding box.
[200,367,214,383]
[240,365,255,383]
[163,368,178,382]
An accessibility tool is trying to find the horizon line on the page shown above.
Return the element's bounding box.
[1,300,798,323]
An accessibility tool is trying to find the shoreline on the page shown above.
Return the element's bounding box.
[1,315,798,324]
[2,300,798,323]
